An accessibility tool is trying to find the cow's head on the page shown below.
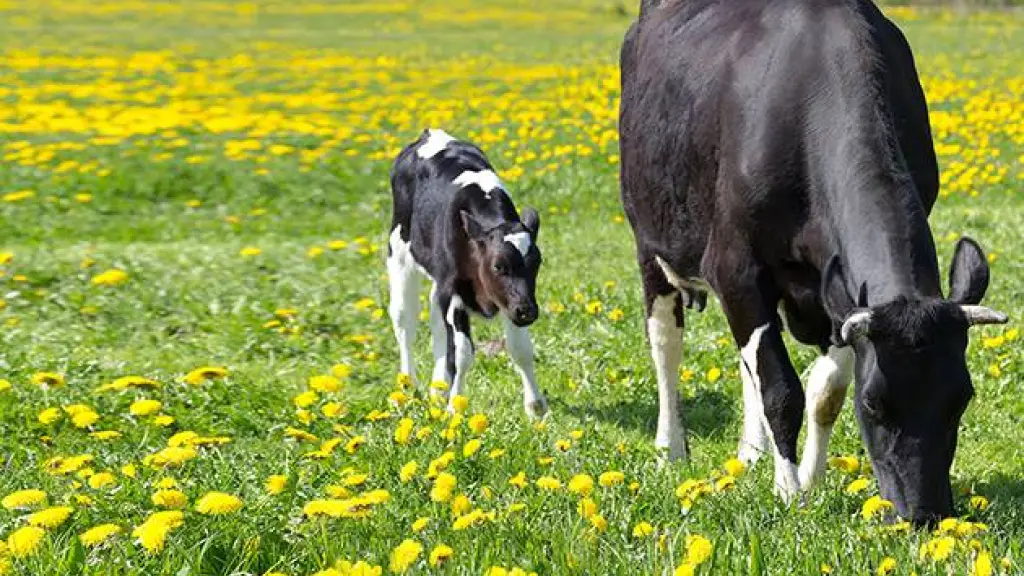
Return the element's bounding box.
[460,207,542,326]
[821,237,1007,524]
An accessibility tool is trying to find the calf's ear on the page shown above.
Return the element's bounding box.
[948,237,989,305]
[460,210,485,239]
[521,207,540,240]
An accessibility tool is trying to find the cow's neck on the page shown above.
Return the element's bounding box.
[825,171,942,305]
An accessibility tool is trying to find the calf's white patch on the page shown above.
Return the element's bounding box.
[453,170,503,199]
[503,231,532,256]
[416,128,455,159]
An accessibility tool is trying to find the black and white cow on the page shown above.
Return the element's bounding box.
[619,0,1007,522]
[388,129,547,417]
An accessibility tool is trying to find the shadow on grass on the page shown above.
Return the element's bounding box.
[552,387,737,438]
[970,473,1024,529]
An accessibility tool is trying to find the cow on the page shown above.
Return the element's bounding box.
[387,129,547,417]
[618,0,1007,523]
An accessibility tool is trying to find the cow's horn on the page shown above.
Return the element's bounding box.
[961,305,1009,326]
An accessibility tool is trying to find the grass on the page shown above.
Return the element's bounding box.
[0,1,1020,574]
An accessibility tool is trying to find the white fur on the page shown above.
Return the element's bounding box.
[503,231,532,257]
[740,323,800,501]
[416,128,455,159]
[798,346,855,489]
[840,311,871,343]
[453,169,503,199]
[445,295,474,411]
[648,294,687,461]
[738,358,769,465]
[428,282,448,388]
[504,317,547,419]
[387,226,421,383]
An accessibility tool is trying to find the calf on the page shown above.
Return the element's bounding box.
[387,129,547,417]
[619,0,1007,522]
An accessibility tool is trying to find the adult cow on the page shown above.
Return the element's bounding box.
[619,0,1007,523]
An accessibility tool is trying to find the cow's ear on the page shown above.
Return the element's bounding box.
[521,207,540,240]
[821,255,855,322]
[949,237,989,305]
[460,210,485,239]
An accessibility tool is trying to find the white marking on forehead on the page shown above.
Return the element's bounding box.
[416,129,455,159]
[503,231,532,257]
[453,170,503,199]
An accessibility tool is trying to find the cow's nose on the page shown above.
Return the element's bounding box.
[513,305,538,326]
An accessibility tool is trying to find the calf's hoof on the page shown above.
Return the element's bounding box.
[525,397,548,420]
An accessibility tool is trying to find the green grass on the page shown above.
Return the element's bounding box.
[0,1,1020,574]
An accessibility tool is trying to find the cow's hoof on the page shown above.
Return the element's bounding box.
[655,441,689,467]
[525,397,548,420]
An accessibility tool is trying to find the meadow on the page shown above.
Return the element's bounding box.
[0,0,1021,574]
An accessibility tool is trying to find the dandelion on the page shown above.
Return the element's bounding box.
[508,471,528,489]
[723,458,747,477]
[633,522,655,537]
[568,474,594,496]
[468,413,489,434]
[80,524,121,548]
[133,511,184,553]
[399,461,418,483]
[973,550,993,576]
[266,475,288,495]
[861,495,893,520]
[31,372,65,388]
[195,492,242,515]
[429,544,454,567]
[28,506,73,529]
[389,539,422,573]
[685,534,713,566]
[554,439,572,452]
[969,495,989,511]
[535,476,562,491]
[876,557,897,575]
[578,497,597,519]
[411,517,429,532]
[919,536,956,562]
[845,477,870,495]
[715,475,737,491]
[463,438,482,457]
[598,470,625,487]
[130,399,162,416]
[145,446,197,467]
[450,394,469,413]
[6,526,45,557]
[183,366,228,385]
[91,269,129,287]
[829,456,860,473]
[0,379,10,393]
[38,407,62,425]
[152,489,188,509]
[310,374,341,393]
[706,367,722,382]
[345,435,365,454]
[87,472,116,489]
[240,246,262,257]
[431,472,457,503]
[394,418,414,445]
[589,514,608,532]
[2,489,47,510]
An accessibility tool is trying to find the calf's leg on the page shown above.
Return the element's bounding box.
[798,346,854,489]
[387,226,421,383]
[503,317,547,419]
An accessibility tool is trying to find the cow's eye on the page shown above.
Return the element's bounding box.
[493,262,507,276]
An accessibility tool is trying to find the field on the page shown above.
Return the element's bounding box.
[0,1,1021,574]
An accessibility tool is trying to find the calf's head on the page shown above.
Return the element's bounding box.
[821,238,1007,523]
[460,208,542,326]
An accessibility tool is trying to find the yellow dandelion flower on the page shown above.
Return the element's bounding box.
[715,475,737,491]
[195,492,243,515]
[973,551,993,576]
[183,366,228,385]
[578,497,597,519]
[240,246,262,257]
[723,458,747,477]
[293,390,319,408]
[2,489,47,510]
[91,269,129,287]
[38,407,62,425]
[28,506,73,529]
[31,372,65,388]
[144,446,197,467]
[266,475,288,495]
[568,474,594,497]
[121,463,137,478]
[861,496,894,520]
[685,534,713,566]
[0,379,10,393]
[130,399,162,417]
[389,539,423,573]
[845,477,871,495]
[411,517,429,532]
[969,495,989,511]
[468,414,489,434]
[87,472,116,490]
[310,374,341,393]
[429,544,454,567]
[451,494,472,516]
[632,522,655,538]
[876,557,897,575]
[152,489,188,509]
[132,511,183,553]
[535,476,562,491]
[399,461,418,483]
[919,536,956,562]
[508,471,528,489]
[79,524,121,548]
[598,471,625,487]
[394,418,414,445]
[463,439,482,457]
[345,436,366,454]
[706,367,722,382]
[450,394,469,413]
[489,448,506,459]
[6,526,45,557]
[430,472,457,503]
[90,430,122,440]
[829,456,860,474]
[589,514,608,532]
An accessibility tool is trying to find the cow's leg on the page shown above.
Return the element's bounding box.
[642,258,688,461]
[503,318,547,419]
[387,227,421,383]
[709,255,804,501]
[798,346,855,489]
[428,282,449,395]
[442,294,474,412]
[738,354,771,466]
